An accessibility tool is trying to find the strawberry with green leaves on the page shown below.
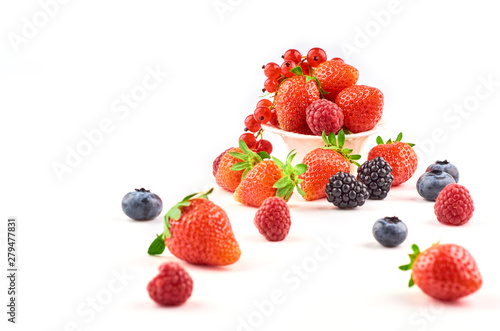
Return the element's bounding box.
[233,150,307,207]
[368,133,417,186]
[148,189,241,266]
[400,243,482,301]
[274,67,321,132]
[313,59,359,102]
[299,130,361,201]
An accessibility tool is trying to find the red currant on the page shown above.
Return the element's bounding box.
[300,61,311,75]
[255,139,273,155]
[239,133,257,149]
[256,99,273,108]
[253,106,272,124]
[306,48,327,67]
[281,60,297,78]
[282,49,302,63]
[244,114,261,132]
[263,78,279,93]
[262,62,281,79]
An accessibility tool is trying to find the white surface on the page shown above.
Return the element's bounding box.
[1,0,500,330]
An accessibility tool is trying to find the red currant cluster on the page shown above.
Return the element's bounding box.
[240,98,275,155]
[261,47,328,93]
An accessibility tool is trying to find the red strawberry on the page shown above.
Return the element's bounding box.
[434,184,474,226]
[147,262,193,306]
[254,197,291,241]
[400,243,482,301]
[368,133,417,186]
[148,189,241,266]
[274,75,320,132]
[299,130,360,201]
[335,85,384,133]
[234,151,307,207]
[313,59,359,102]
[213,148,232,177]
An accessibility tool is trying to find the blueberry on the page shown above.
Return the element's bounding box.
[416,170,456,201]
[426,160,459,182]
[372,216,408,247]
[122,188,163,220]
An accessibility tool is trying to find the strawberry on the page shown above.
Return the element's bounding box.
[335,85,384,133]
[215,140,271,192]
[299,130,361,201]
[313,59,359,102]
[234,151,307,207]
[274,75,320,132]
[399,243,482,301]
[148,189,241,266]
[367,133,417,186]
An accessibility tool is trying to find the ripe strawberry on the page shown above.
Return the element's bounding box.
[434,184,474,226]
[313,59,359,102]
[215,140,271,192]
[274,75,320,132]
[300,130,360,201]
[400,243,482,301]
[335,85,384,133]
[147,262,193,306]
[234,151,307,207]
[148,189,241,266]
[254,197,291,241]
[368,133,417,186]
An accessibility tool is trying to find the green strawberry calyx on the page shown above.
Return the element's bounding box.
[289,65,329,96]
[272,150,307,199]
[229,139,271,178]
[321,130,362,167]
[376,132,415,148]
[147,188,214,255]
[399,242,440,287]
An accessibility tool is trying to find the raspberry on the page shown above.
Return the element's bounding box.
[147,262,193,306]
[254,197,291,241]
[357,156,394,199]
[305,99,344,136]
[434,184,474,226]
[325,172,369,209]
[212,148,231,177]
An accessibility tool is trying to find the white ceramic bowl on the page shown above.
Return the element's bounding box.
[262,119,386,173]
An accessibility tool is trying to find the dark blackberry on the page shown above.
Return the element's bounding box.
[357,156,394,200]
[325,172,369,209]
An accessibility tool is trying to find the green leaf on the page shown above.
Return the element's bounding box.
[338,130,346,148]
[239,139,253,155]
[321,131,330,146]
[328,132,337,147]
[398,264,412,271]
[376,136,384,145]
[274,176,292,189]
[350,154,362,160]
[242,168,251,178]
[148,234,166,255]
[276,186,291,198]
[386,138,393,144]
[272,156,285,169]
[408,277,415,288]
[258,151,271,159]
[284,189,294,200]
[228,152,249,161]
[407,143,415,147]
[167,207,181,221]
[351,161,360,167]
[181,193,197,202]
[294,163,307,175]
[286,151,297,165]
[396,132,403,142]
[305,75,313,83]
[290,65,303,76]
[296,185,305,196]
[411,244,420,255]
[231,161,250,171]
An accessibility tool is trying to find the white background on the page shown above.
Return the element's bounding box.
[1,0,500,330]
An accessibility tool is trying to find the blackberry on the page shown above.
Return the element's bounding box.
[357,156,394,200]
[325,172,369,209]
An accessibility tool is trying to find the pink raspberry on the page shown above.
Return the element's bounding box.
[254,197,291,241]
[147,262,193,306]
[434,184,474,226]
[305,99,344,136]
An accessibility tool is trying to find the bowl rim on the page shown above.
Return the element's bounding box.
[262,118,387,140]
